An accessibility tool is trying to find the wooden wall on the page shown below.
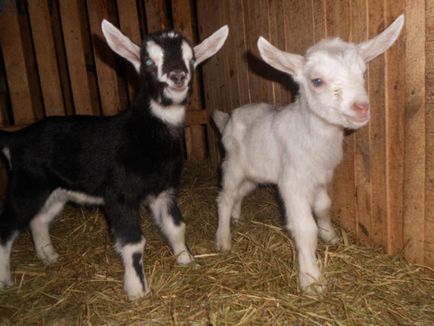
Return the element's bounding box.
[197,0,433,268]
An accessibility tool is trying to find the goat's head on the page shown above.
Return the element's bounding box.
[258,15,404,129]
[101,21,228,106]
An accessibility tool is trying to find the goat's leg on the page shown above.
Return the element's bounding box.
[231,181,256,224]
[0,226,18,289]
[313,187,339,245]
[149,189,193,265]
[30,191,66,264]
[106,200,150,300]
[216,165,244,251]
[279,180,324,294]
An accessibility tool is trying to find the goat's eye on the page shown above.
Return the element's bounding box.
[311,78,323,88]
[190,58,196,65]
[145,58,154,66]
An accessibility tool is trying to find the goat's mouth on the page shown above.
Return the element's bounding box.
[343,113,370,125]
[169,84,188,92]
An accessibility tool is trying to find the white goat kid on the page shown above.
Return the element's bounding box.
[214,15,404,294]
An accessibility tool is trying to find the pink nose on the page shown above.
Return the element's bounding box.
[352,102,370,118]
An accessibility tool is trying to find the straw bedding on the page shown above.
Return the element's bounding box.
[0,162,433,325]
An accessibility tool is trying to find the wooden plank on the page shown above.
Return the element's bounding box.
[59,0,97,115]
[325,0,356,235]
[196,0,230,166]
[351,0,371,245]
[403,0,426,264]
[28,0,65,117]
[87,0,123,116]
[312,0,326,42]
[384,0,406,255]
[117,0,141,104]
[51,0,74,116]
[172,0,207,161]
[425,0,434,267]
[268,0,291,106]
[242,0,273,103]
[144,0,169,32]
[0,0,36,124]
[367,0,387,249]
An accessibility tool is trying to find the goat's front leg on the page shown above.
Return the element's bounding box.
[0,229,18,289]
[149,189,193,265]
[279,180,324,294]
[313,187,339,245]
[106,201,150,300]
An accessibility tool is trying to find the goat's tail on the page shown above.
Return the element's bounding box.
[212,110,230,133]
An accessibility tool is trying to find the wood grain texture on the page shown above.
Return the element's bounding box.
[87,0,123,116]
[404,0,426,264]
[59,0,97,115]
[28,0,65,116]
[144,0,169,32]
[0,1,36,124]
[385,0,406,254]
[351,0,371,245]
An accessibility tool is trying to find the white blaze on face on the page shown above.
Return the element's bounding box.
[182,40,194,76]
[146,40,166,83]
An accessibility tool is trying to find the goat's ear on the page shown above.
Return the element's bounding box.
[101,19,141,73]
[257,37,304,76]
[357,14,404,63]
[193,25,229,67]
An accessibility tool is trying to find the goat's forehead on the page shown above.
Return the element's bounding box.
[304,40,365,77]
[143,34,194,60]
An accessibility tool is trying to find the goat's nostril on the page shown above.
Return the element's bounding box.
[353,102,370,115]
[169,70,187,85]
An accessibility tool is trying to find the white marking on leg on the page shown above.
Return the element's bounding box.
[115,238,150,300]
[0,232,18,288]
[231,181,256,223]
[1,147,11,168]
[149,190,193,265]
[30,191,66,264]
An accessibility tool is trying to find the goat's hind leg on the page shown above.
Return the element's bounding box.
[0,223,18,288]
[30,190,67,264]
[231,181,256,224]
[216,163,244,251]
[149,189,193,265]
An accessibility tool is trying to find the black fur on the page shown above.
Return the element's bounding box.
[0,29,194,296]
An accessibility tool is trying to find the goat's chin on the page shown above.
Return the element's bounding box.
[164,86,189,104]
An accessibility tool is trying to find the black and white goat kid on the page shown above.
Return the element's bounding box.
[0,20,228,300]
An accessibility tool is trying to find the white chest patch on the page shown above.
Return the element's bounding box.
[150,100,186,126]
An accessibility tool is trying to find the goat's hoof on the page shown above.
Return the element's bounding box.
[127,287,151,301]
[216,240,232,252]
[303,282,326,296]
[176,251,195,265]
[0,278,12,289]
[37,248,60,265]
[326,236,341,246]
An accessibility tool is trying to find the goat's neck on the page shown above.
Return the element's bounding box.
[295,96,344,144]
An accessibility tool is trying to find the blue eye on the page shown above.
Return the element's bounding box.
[311,78,322,87]
[190,58,196,65]
[145,58,154,66]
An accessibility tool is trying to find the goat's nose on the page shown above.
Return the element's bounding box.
[169,70,187,86]
[352,102,370,117]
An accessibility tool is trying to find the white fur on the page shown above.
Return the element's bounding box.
[2,147,11,168]
[0,232,17,288]
[150,100,186,126]
[115,238,149,300]
[30,189,103,264]
[215,15,404,294]
[148,189,193,265]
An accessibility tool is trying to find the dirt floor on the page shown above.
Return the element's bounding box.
[0,162,433,325]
